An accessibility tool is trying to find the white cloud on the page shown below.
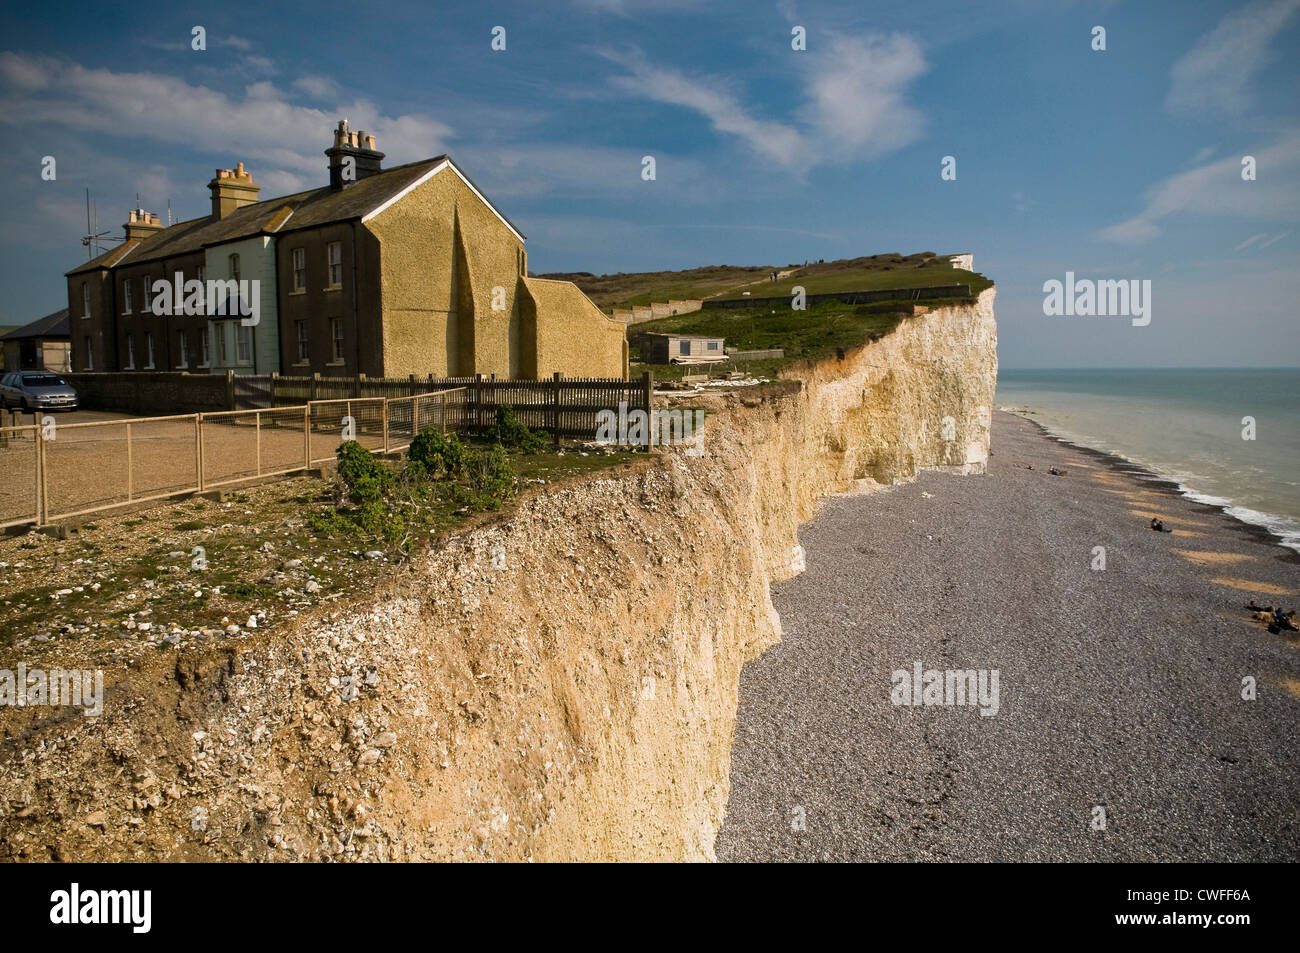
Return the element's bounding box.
[1257,231,1290,248]
[804,33,926,158]
[1167,0,1300,115]
[1235,233,1267,250]
[0,52,454,192]
[573,0,708,13]
[605,51,807,166]
[1099,132,1300,243]
[292,74,339,100]
[602,31,927,170]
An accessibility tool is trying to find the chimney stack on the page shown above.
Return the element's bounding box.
[208,162,260,219]
[123,207,164,242]
[326,119,385,189]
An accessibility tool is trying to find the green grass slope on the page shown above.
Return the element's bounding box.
[541,252,991,311]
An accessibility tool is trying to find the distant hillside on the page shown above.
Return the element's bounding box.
[538,264,773,310]
[540,252,992,311]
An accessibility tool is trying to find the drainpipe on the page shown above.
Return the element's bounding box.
[350,221,361,375]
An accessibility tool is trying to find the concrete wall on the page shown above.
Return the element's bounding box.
[519,277,627,379]
[703,284,973,310]
[64,371,232,414]
[612,300,703,326]
[727,348,784,361]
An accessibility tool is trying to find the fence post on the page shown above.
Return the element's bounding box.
[408,373,416,397]
[353,374,362,398]
[195,414,205,492]
[474,374,485,434]
[36,424,47,525]
[641,370,653,453]
[413,393,419,436]
[382,399,389,454]
[225,369,235,410]
[552,372,561,447]
[303,404,311,470]
[271,372,280,407]
[310,372,320,401]
[126,422,133,500]
[255,411,262,476]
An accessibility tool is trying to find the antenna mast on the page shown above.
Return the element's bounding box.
[80,188,114,258]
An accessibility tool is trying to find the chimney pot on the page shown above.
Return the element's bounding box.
[326,119,385,189]
[124,208,163,240]
[208,163,260,219]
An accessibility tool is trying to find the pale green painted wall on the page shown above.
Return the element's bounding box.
[204,235,280,375]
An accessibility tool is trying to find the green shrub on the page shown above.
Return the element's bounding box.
[408,426,464,475]
[490,405,547,453]
[336,440,392,506]
[456,444,516,511]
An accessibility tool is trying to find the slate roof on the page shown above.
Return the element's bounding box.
[1,308,70,341]
[65,155,463,276]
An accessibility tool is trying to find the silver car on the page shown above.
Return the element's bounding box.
[0,371,79,412]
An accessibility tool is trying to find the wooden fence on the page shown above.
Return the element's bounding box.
[237,372,653,440]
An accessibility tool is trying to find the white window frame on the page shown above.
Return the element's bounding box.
[216,323,228,364]
[142,276,153,314]
[177,331,188,369]
[236,324,252,364]
[327,242,343,288]
[295,320,309,363]
[199,326,210,368]
[123,278,134,315]
[292,248,306,292]
[144,331,155,370]
[125,332,135,370]
[83,335,93,371]
[331,317,345,362]
[81,283,90,319]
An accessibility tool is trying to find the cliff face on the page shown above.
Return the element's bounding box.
[0,289,996,862]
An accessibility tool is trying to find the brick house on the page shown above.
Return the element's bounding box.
[65,120,628,380]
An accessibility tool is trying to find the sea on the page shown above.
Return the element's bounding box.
[997,368,1300,553]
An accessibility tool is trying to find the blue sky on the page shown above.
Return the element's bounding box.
[1,0,1297,367]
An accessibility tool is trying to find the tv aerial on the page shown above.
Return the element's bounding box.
[81,188,117,258]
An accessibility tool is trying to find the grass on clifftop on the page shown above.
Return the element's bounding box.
[541,252,992,310]
[630,299,920,381]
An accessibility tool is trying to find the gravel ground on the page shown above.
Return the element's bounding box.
[716,411,1300,862]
